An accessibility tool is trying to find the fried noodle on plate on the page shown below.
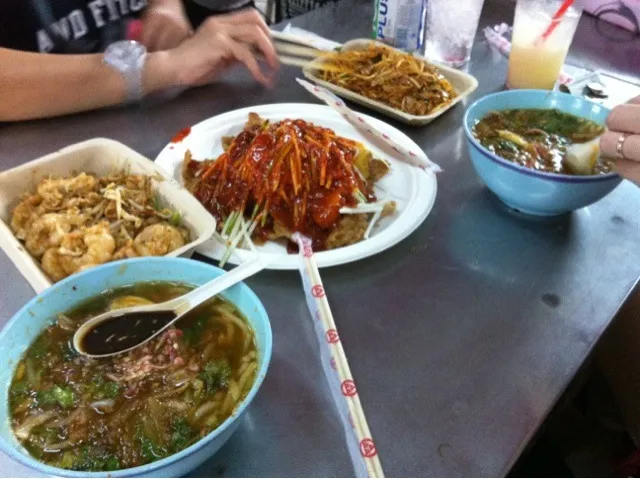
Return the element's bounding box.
[182,113,397,265]
[317,44,457,116]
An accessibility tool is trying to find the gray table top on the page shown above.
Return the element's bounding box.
[1,0,640,476]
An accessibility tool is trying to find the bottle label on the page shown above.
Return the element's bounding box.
[372,0,426,52]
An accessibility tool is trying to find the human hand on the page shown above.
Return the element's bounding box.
[601,95,640,185]
[164,9,278,87]
[141,0,193,51]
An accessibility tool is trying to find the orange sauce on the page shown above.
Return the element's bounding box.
[170,127,191,143]
[185,119,373,250]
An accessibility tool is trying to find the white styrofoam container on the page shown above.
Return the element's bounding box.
[0,138,217,293]
[302,39,479,126]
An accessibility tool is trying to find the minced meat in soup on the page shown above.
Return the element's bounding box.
[8,282,258,472]
[472,108,612,175]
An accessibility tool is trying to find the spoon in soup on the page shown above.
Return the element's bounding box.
[565,137,601,175]
[73,256,268,358]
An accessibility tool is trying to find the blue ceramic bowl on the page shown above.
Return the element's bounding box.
[0,258,272,477]
[463,89,622,216]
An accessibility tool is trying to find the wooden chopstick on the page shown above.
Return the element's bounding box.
[292,233,385,478]
[274,42,341,72]
[275,42,322,59]
[277,55,312,68]
[278,55,342,73]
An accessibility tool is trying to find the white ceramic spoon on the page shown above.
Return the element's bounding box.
[565,137,601,175]
[73,256,268,358]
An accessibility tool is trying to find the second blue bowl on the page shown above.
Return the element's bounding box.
[0,257,272,477]
[463,89,622,216]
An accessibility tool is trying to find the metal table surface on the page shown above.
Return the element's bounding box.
[1,0,640,476]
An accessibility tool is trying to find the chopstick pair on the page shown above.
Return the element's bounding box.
[273,41,341,72]
[292,233,385,478]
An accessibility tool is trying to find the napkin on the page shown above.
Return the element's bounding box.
[270,23,341,51]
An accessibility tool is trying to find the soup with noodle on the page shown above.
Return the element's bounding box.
[472,108,612,175]
[8,282,258,472]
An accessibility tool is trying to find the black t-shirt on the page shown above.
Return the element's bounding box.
[0,0,147,53]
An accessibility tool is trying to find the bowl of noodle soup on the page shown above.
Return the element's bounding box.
[0,257,272,477]
[463,90,622,216]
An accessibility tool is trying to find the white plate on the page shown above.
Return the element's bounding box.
[302,39,479,126]
[155,103,437,269]
[0,139,217,293]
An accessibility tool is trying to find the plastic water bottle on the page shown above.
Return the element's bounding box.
[372,0,427,53]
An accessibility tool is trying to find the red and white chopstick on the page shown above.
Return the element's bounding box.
[293,233,384,478]
[296,78,442,173]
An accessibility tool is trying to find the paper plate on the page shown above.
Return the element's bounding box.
[154,103,437,269]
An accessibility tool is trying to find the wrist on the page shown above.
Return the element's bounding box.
[143,51,181,95]
[150,0,182,7]
[148,0,187,15]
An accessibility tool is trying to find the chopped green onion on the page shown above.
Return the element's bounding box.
[169,211,181,226]
[250,204,260,221]
[221,211,240,237]
[151,195,162,211]
[354,189,367,203]
[227,211,241,238]
[220,216,248,267]
[220,215,233,236]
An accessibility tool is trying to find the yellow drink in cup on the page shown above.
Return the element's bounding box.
[507,0,582,90]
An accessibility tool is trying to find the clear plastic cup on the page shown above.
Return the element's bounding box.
[424,0,486,67]
[507,0,583,90]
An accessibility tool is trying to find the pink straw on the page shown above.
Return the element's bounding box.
[537,0,575,44]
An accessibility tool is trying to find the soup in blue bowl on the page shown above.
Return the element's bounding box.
[0,257,272,477]
[463,89,622,216]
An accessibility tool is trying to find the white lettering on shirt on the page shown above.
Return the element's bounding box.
[36,29,54,52]
[130,0,148,13]
[34,1,142,52]
[114,0,129,16]
[103,0,120,21]
[50,17,71,41]
[68,10,89,39]
[113,0,130,16]
[88,0,107,28]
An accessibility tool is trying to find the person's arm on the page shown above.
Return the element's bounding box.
[0,0,191,121]
[0,9,277,123]
[0,48,175,122]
